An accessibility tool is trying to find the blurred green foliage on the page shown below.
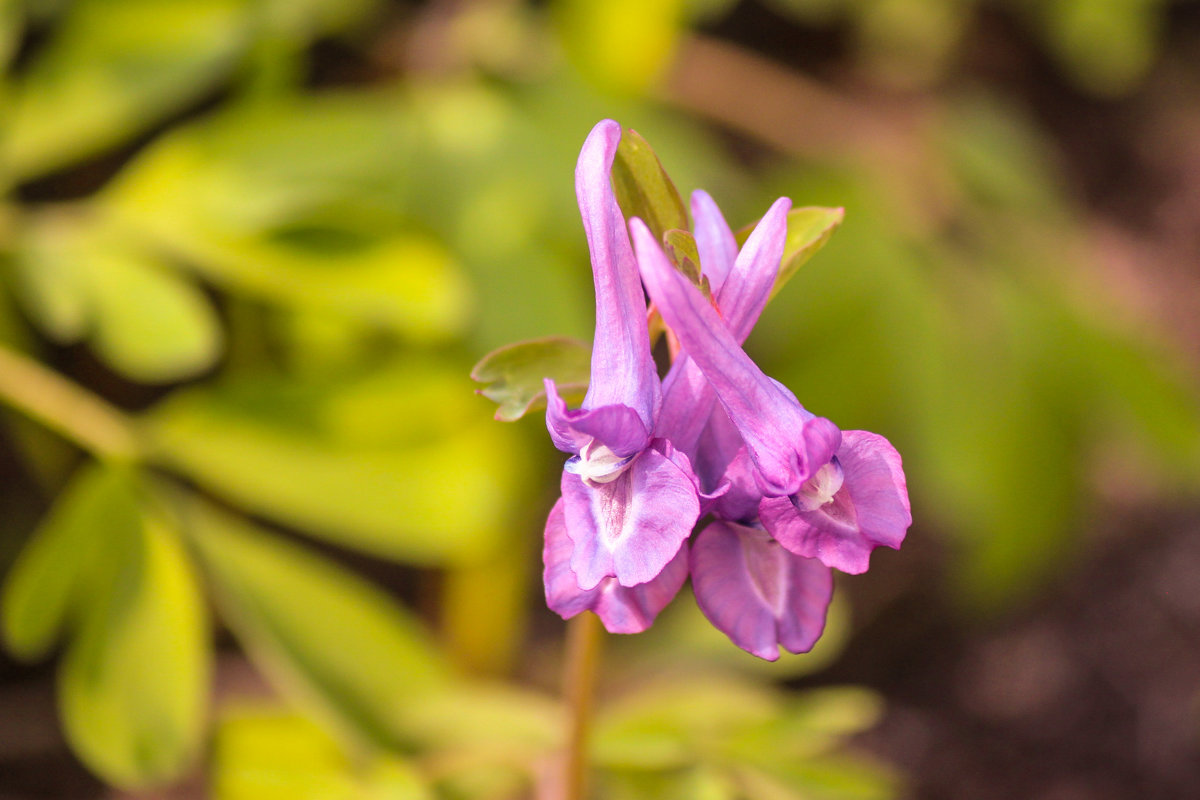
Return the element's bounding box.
[762,0,1179,95]
[0,0,1198,796]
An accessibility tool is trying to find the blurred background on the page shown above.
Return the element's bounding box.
[2,0,1200,798]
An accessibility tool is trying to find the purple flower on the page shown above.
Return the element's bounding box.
[542,121,700,631]
[544,499,688,634]
[634,194,911,657]
[634,213,842,501]
[538,119,910,656]
[760,429,911,575]
[690,520,832,660]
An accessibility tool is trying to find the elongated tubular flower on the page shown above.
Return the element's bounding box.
[632,216,841,500]
[635,206,911,577]
[643,194,838,658]
[655,193,789,464]
[542,121,700,630]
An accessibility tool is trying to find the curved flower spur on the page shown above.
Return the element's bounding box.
[541,120,700,632]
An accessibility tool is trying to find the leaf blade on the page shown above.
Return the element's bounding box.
[471,336,591,422]
[2,464,138,660]
[611,128,688,242]
[735,206,845,300]
[59,501,210,788]
[179,496,450,750]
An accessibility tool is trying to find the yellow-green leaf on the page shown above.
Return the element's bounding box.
[612,128,689,242]
[145,365,533,565]
[5,0,250,179]
[470,336,591,422]
[16,214,223,383]
[0,0,21,72]
[773,207,845,298]
[662,228,711,298]
[212,705,434,800]
[180,498,449,750]
[86,245,225,382]
[101,112,469,341]
[554,0,686,95]
[59,506,210,788]
[1,464,139,660]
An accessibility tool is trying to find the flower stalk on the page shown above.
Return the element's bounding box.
[561,611,603,800]
[0,342,143,461]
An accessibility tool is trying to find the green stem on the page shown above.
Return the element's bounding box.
[561,611,603,800]
[0,342,143,461]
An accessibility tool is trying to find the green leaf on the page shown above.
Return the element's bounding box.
[212,705,434,800]
[59,502,210,788]
[1039,0,1160,96]
[254,0,381,40]
[662,229,711,298]
[103,91,415,235]
[5,0,251,179]
[400,682,561,753]
[145,364,534,564]
[178,496,450,751]
[723,688,885,765]
[782,688,884,745]
[593,674,780,770]
[87,244,225,382]
[734,756,898,800]
[13,214,91,343]
[855,0,967,89]
[470,336,591,421]
[774,207,845,298]
[184,221,472,343]
[1,464,139,660]
[736,206,845,301]
[16,214,223,383]
[612,127,689,241]
[97,100,470,341]
[600,765,738,800]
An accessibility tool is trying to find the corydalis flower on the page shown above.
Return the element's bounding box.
[542,121,699,632]
[633,213,840,503]
[633,215,910,575]
[634,196,839,660]
[634,196,911,658]
[536,118,910,657]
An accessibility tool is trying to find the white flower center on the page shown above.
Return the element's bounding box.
[565,440,635,485]
[792,458,844,511]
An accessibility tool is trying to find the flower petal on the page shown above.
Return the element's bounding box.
[575,120,660,428]
[715,196,790,341]
[691,520,833,661]
[545,379,649,457]
[691,190,738,295]
[543,499,688,633]
[656,356,713,456]
[658,197,792,485]
[633,217,839,497]
[760,431,911,574]
[705,445,761,523]
[561,441,700,590]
